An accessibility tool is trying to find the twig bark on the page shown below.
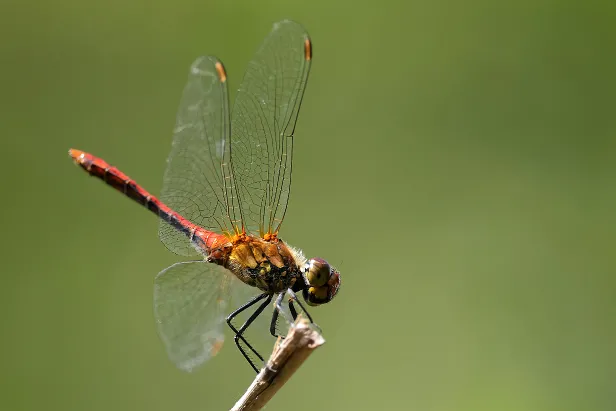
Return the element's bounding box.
[230,317,325,411]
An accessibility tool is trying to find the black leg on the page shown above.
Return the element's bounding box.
[270,292,292,338]
[270,304,280,337]
[227,293,269,370]
[272,290,315,337]
[288,300,299,320]
[287,289,313,323]
[270,292,302,339]
[233,294,273,373]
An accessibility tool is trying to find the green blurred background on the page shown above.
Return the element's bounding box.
[1,0,615,410]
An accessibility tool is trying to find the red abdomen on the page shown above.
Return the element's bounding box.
[69,149,227,252]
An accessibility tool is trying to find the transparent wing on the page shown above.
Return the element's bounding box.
[154,261,248,372]
[158,56,235,256]
[231,20,312,235]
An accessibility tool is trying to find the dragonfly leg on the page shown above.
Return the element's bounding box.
[288,299,299,320]
[270,292,302,338]
[228,293,273,373]
[287,289,313,323]
[236,294,273,373]
[270,304,280,338]
[227,293,269,371]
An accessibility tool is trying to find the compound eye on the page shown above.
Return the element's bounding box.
[302,258,341,306]
[306,258,330,287]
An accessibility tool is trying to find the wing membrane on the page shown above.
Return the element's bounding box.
[158,56,234,256]
[230,20,312,235]
[154,261,231,372]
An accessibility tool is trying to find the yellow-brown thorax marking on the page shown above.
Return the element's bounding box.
[210,234,301,293]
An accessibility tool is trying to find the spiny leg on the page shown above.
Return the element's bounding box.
[272,290,316,340]
[287,289,313,323]
[233,294,273,373]
[269,304,299,337]
[270,292,301,338]
[287,290,321,334]
[289,300,299,320]
[227,293,269,369]
[270,305,280,338]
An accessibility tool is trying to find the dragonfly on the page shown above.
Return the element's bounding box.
[68,20,341,373]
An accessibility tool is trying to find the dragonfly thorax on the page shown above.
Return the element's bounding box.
[223,235,306,293]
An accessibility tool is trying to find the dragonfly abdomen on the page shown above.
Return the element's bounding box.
[69,149,224,251]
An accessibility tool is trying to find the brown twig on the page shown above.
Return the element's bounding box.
[230,317,325,411]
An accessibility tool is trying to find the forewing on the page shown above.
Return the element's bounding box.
[231,20,312,235]
[158,56,235,256]
[154,261,240,372]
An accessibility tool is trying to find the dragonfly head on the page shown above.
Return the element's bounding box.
[302,258,341,306]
